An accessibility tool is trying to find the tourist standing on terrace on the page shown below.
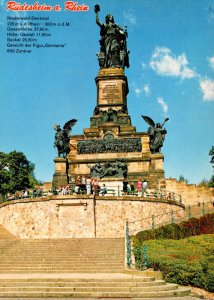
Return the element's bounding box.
[137,179,142,196]
[142,180,148,196]
[86,176,92,195]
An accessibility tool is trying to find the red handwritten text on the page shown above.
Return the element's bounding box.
[64,1,89,11]
[6,1,52,11]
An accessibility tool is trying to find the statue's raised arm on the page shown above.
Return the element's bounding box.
[94,4,102,27]
[94,4,130,69]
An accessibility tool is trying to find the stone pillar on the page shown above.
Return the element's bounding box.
[52,157,68,188]
[149,153,165,188]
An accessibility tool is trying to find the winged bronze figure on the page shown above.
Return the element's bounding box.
[142,115,169,153]
[54,119,77,158]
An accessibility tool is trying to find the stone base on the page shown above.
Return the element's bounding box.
[52,157,68,188]
[52,173,68,188]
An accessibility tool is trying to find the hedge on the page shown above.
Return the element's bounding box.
[133,213,214,246]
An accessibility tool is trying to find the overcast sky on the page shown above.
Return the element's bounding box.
[0,0,214,184]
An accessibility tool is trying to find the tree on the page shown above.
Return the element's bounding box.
[0,152,10,196]
[197,178,209,187]
[209,146,214,169]
[178,175,189,184]
[208,146,214,187]
[208,175,214,187]
[0,151,36,198]
[197,147,214,188]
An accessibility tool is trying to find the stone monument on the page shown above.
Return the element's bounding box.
[52,5,168,190]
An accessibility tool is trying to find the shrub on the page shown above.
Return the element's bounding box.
[134,235,214,291]
[206,269,214,292]
[200,214,214,234]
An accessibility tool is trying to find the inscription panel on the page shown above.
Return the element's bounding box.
[98,80,123,105]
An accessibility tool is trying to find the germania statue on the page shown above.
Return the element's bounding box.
[94,4,130,69]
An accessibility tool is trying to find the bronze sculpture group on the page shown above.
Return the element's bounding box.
[88,160,127,179]
[77,137,142,154]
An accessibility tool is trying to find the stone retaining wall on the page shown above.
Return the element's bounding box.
[164,179,214,206]
[0,195,185,239]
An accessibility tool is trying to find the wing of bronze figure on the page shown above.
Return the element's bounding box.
[141,115,155,127]
[63,119,78,131]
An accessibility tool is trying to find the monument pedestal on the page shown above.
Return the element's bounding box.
[52,157,68,188]
[53,68,165,189]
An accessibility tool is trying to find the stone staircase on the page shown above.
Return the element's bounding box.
[0,237,125,273]
[0,275,190,298]
[0,224,190,298]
